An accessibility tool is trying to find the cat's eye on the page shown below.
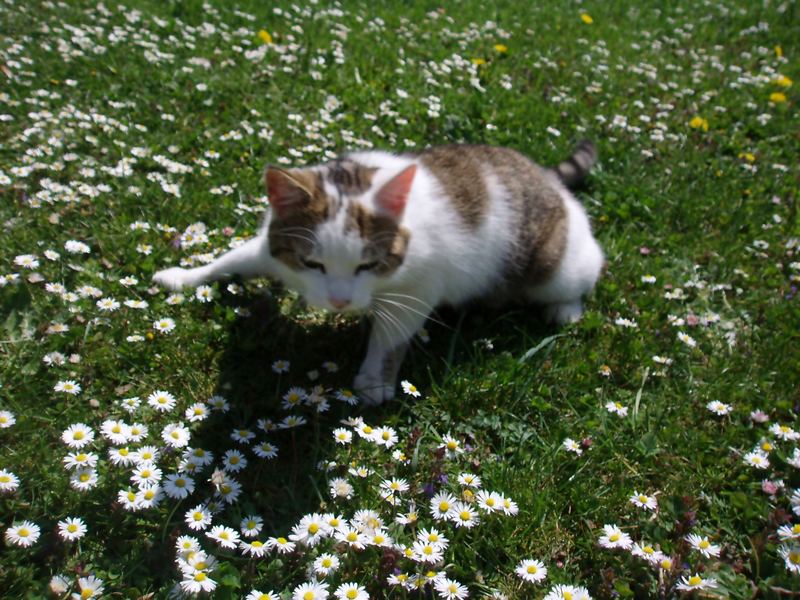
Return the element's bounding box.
[355,261,379,275]
[302,258,326,273]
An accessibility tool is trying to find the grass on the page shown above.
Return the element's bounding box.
[0,0,798,598]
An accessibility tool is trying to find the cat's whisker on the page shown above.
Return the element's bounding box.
[376,292,437,312]
[371,302,413,342]
[374,295,447,329]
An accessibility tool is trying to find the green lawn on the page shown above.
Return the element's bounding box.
[0,0,798,598]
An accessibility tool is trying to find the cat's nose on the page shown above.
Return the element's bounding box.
[329,298,350,310]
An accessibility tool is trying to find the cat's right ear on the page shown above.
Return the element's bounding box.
[264,167,316,218]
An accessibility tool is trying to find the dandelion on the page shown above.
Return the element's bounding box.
[580,13,593,24]
[770,92,787,103]
[629,491,658,511]
[57,517,87,541]
[689,116,709,131]
[257,29,273,44]
[5,521,40,547]
[598,524,633,550]
[706,400,732,416]
[775,75,793,88]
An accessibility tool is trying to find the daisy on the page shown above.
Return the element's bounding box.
[562,438,583,455]
[57,517,87,541]
[418,527,449,548]
[163,473,195,499]
[435,578,469,600]
[253,441,279,459]
[500,495,519,516]
[516,558,548,583]
[335,526,368,550]
[282,387,307,410]
[373,426,398,448]
[770,423,800,441]
[631,542,664,564]
[240,539,269,558]
[779,544,800,574]
[0,469,20,493]
[449,501,480,528]
[290,513,330,547]
[629,491,658,511]
[147,390,176,412]
[123,299,148,309]
[14,254,39,269]
[185,403,210,422]
[412,540,445,564]
[153,317,176,333]
[313,552,340,577]
[676,574,716,591]
[100,420,130,444]
[162,422,190,448]
[658,556,674,571]
[215,478,242,504]
[207,525,240,549]
[677,331,697,348]
[166,293,185,305]
[5,521,40,547]
[246,591,279,600]
[291,582,328,600]
[62,451,98,470]
[195,285,214,302]
[605,401,628,417]
[176,535,201,555]
[598,524,633,550]
[73,576,104,599]
[135,484,162,509]
[208,395,230,412]
[380,477,410,495]
[334,582,369,600]
[439,434,464,457]
[266,536,296,554]
[475,490,503,513]
[458,473,482,488]
[131,463,162,487]
[430,492,458,521]
[65,240,90,254]
[54,380,81,395]
[119,397,141,413]
[231,428,256,443]
[185,505,212,531]
[401,380,421,397]
[70,468,99,491]
[96,297,120,311]
[0,410,16,428]
[369,528,393,547]
[686,533,721,558]
[322,360,338,372]
[271,359,290,373]
[333,428,353,444]
[335,388,358,405]
[744,450,770,469]
[329,477,354,500]
[241,515,263,537]
[221,448,248,472]
[117,489,141,511]
[706,400,732,415]
[777,523,800,541]
[180,572,217,594]
[132,445,159,465]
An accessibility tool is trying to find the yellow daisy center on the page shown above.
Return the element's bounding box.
[363,426,373,434]
[18,528,29,537]
[346,532,358,542]
[277,537,287,544]
[459,511,471,521]
[194,573,207,582]
[81,590,94,600]
[308,523,319,534]
[609,533,620,542]
[67,524,78,533]
[698,540,710,549]
[639,495,648,503]
[251,541,263,547]
[74,431,84,440]
[438,502,449,512]
[688,575,702,586]
[0,475,8,483]
[346,591,357,600]
[527,565,538,574]
[322,558,332,567]
[447,441,458,450]
[79,473,90,482]
[303,593,314,600]
[791,552,800,565]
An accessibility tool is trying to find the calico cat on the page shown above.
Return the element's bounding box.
[153,142,604,404]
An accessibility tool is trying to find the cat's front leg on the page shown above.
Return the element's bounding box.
[354,297,430,405]
[153,234,275,291]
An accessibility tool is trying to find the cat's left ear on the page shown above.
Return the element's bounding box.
[264,167,317,218]
[374,164,417,219]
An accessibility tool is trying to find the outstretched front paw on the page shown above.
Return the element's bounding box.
[152,267,198,291]
[354,372,395,406]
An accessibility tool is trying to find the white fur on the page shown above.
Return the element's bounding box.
[153,151,603,404]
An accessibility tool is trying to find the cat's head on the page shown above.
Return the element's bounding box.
[265,159,416,313]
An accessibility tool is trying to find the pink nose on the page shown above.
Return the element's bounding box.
[329,298,350,310]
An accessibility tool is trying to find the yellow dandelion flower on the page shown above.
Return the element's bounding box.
[775,45,783,58]
[775,75,792,88]
[770,92,787,103]
[689,116,709,131]
[738,152,756,163]
[581,13,594,24]
[494,44,508,53]
[258,30,273,45]
[471,58,486,66]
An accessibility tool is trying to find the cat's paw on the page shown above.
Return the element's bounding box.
[354,372,395,406]
[152,267,199,291]
[543,300,584,325]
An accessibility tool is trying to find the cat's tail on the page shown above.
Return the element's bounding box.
[553,140,597,189]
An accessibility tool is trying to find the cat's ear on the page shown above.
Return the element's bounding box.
[374,164,416,219]
[264,167,316,218]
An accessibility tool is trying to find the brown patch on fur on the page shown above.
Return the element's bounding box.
[418,146,490,228]
[326,159,378,195]
[267,168,330,269]
[346,202,410,276]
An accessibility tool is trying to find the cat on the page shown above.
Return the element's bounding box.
[153,141,604,405]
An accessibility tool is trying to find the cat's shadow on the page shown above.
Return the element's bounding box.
[205,281,552,535]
